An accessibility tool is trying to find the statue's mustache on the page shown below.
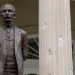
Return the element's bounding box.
[4,16,11,19]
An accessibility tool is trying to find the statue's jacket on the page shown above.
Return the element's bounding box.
[0,26,28,75]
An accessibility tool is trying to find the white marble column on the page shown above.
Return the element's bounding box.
[39,0,73,75]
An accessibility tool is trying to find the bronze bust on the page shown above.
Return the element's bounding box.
[0,3,28,75]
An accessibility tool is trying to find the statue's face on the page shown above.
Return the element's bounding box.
[0,4,16,23]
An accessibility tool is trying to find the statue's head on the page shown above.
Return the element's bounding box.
[0,3,16,23]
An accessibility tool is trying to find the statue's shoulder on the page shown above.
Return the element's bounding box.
[15,26,27,35]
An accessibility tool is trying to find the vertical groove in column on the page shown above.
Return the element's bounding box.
[48,0,54,75]
[57,0,64,75]
[61,1,67,75]
[52,0,59,75]
[64,0,70,74]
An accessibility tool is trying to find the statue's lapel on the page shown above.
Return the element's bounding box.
[0,26,6,55]
[14,26,21,53]
[14,26,18,52]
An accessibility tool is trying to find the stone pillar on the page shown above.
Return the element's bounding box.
[39,0,73,75]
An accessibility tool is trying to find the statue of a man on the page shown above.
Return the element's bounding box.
[0,3,28,75]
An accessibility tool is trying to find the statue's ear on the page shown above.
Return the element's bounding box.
[13,12,16,18]
[0,8,2,17]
